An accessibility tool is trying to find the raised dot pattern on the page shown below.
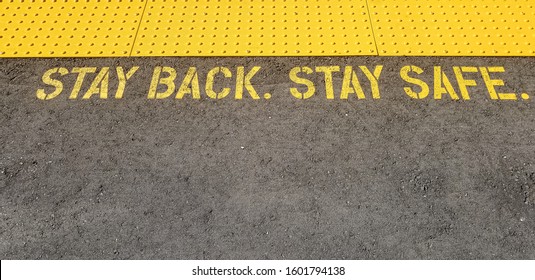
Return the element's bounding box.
[132,0,376,56]
[1,0,534,57]
[369,0,535,56]
[0,0,145,57]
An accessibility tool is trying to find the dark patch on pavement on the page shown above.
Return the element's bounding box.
[1,57,534,259]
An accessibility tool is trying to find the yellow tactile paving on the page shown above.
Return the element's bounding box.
[368,0,535,56]
[1,0,535,57]
[0,0,145,57]
[132,0,376,56]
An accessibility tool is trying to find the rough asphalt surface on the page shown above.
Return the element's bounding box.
[1,57,535,259]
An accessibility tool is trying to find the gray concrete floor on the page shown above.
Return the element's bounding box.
[1,57,534,259]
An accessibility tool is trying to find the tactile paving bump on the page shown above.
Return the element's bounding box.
[3,0,535,57]
[132,0,377,56]
[369,0,535,56]
[0,0,145,57]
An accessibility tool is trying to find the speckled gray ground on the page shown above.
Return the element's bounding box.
[1,57,534,259]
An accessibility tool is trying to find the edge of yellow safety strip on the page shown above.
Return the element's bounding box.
[0,0,534,57]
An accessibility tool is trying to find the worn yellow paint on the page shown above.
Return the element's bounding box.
[480,67,517,100]
[434,66,459,100]
[34,65,531,102]
[36,66,139,99]
[236,67,261,100]
[400,66,429,99]
[116,67,140,99]
[83,67,110,99]
[315,66,340,100]
[360,66,383,99]
[206,67,232,99]
[148,66,177,99]
[289,67,316,99]
[70,67,97,99]
[340,66,366,100]
[453,67,478,100]
[176,67,200,99]
[2,0,535,57]
[36,68,69,100]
